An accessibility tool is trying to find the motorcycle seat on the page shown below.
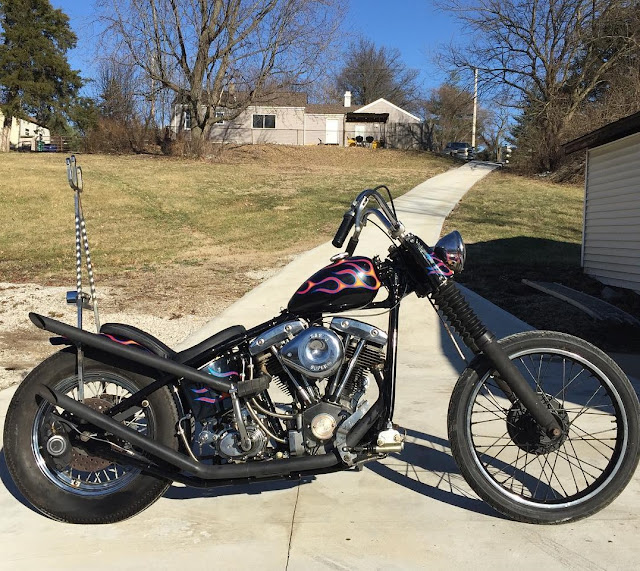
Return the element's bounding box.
[175,325,247,367]
[100,322,247,368]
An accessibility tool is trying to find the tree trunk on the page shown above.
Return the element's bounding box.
[189,125,205,156]
[1,115,11,152]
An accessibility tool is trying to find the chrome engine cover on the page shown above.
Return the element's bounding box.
[280,327,344,378]
[216,425,266,460]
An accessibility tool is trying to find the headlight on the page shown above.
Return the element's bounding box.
[434,230,466,273]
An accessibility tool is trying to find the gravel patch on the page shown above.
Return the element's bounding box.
[0,282,210,390]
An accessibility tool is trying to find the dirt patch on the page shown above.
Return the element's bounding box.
[0,248,296,390]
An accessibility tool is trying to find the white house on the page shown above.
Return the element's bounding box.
[170,91,423,150]
[563,111,640,293]
[0,110,51,150]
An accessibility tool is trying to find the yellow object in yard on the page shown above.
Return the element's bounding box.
[347,138,356,147]
[372,140,379,149]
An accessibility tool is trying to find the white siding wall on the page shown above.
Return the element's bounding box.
[583,133,640,293]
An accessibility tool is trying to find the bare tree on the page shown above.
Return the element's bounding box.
[440,0,640,170]
[422,83,476,150]
[335,37,420,109]
[97,61,138,123]
[98,0,339,150]
[480,106,510,161]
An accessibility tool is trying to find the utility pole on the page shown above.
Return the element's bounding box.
[471,67,478,148]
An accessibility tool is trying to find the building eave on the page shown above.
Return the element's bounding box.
[563,111,640,155]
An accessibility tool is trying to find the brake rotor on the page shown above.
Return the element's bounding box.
[69,396,115,472]
[506,395,569,455]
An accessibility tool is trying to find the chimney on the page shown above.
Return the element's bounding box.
[344,91,352,108]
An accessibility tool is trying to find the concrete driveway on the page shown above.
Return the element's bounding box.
[1,162,639,570]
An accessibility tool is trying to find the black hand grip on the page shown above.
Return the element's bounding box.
[332,211,355,248]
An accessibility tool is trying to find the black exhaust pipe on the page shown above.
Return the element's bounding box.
[37,385,341,480]
[30,313,233,393]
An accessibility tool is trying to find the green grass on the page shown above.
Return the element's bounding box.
[0,147,448,282]
[443,170,640,351]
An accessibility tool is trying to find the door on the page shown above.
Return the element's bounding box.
[325,119,339,145]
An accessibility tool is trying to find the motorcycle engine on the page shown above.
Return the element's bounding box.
[252,317,387,455]
[196,409,268,461]
[280,328,344,378]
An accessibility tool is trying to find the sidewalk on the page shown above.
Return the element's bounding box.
[2,162,639,570]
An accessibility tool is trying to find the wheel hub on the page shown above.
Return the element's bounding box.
[506,395,569,455]
[69,396,114,471]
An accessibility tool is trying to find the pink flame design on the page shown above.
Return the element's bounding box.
[297,258,381,296]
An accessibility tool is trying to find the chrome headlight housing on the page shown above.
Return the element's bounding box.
[434,230,466,273]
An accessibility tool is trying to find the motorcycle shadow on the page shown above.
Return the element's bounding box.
[164,429,500,519]
[165,476,304,499]
[367,428,499,519]
[0,435,497,519]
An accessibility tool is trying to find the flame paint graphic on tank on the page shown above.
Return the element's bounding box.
[296,257,381,296]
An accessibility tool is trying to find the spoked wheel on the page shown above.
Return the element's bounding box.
[33,371,150,495]
[4,349,179,523]
[448,331,640,524]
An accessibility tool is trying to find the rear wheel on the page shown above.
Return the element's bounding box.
[3,349,179,523]
[448,331,640,524]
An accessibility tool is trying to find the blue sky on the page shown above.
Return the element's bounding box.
[52,0,462,96]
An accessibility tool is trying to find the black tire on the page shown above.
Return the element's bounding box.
[3,349,179,523]
[448,331,640,524]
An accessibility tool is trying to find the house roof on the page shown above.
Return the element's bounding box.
[0,109,46,127]
[175,90,308,108]
[252,91,308,107]
[563,111,640,154]
[305,103,360,114]
[357,98,422,122]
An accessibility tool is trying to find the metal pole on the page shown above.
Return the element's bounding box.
[471,68,478,149]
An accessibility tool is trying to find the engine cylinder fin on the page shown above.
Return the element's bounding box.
[340,342,386,400]
[345,342,385,370]
[260,354,291,396]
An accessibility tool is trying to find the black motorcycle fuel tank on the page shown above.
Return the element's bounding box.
[288,256,381,314]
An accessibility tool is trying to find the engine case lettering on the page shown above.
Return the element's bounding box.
[280,327,344,379]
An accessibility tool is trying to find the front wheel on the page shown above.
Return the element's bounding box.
[3,349,179,523]
[448,331,640,524]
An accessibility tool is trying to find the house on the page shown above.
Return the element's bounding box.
[170,91,423,149]
[563,111,640,293]
[0,110,51,150]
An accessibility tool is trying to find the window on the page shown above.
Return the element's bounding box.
[25,128,30,136]
[252,114,276,129]
[215,110,224,125]
[183,109,191,130]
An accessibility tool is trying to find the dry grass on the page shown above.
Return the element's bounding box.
[0,146,447,284]
[443,169,640,351]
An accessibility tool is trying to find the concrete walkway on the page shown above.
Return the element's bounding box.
[2,162,640,570]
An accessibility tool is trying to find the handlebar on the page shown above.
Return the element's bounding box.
[333,188,405,255]
[332,211,356,248]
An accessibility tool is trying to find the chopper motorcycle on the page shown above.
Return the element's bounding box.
[3,159,639,525]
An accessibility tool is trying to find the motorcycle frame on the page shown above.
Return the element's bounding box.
[31,186,562,486]
[31,290,401,485]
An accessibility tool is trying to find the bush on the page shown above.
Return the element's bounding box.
[84,118,160,154]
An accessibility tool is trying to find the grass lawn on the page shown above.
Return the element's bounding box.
[443,169,640,352]
[0,146,448,284]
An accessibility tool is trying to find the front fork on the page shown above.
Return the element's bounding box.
[431,281,562,439]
